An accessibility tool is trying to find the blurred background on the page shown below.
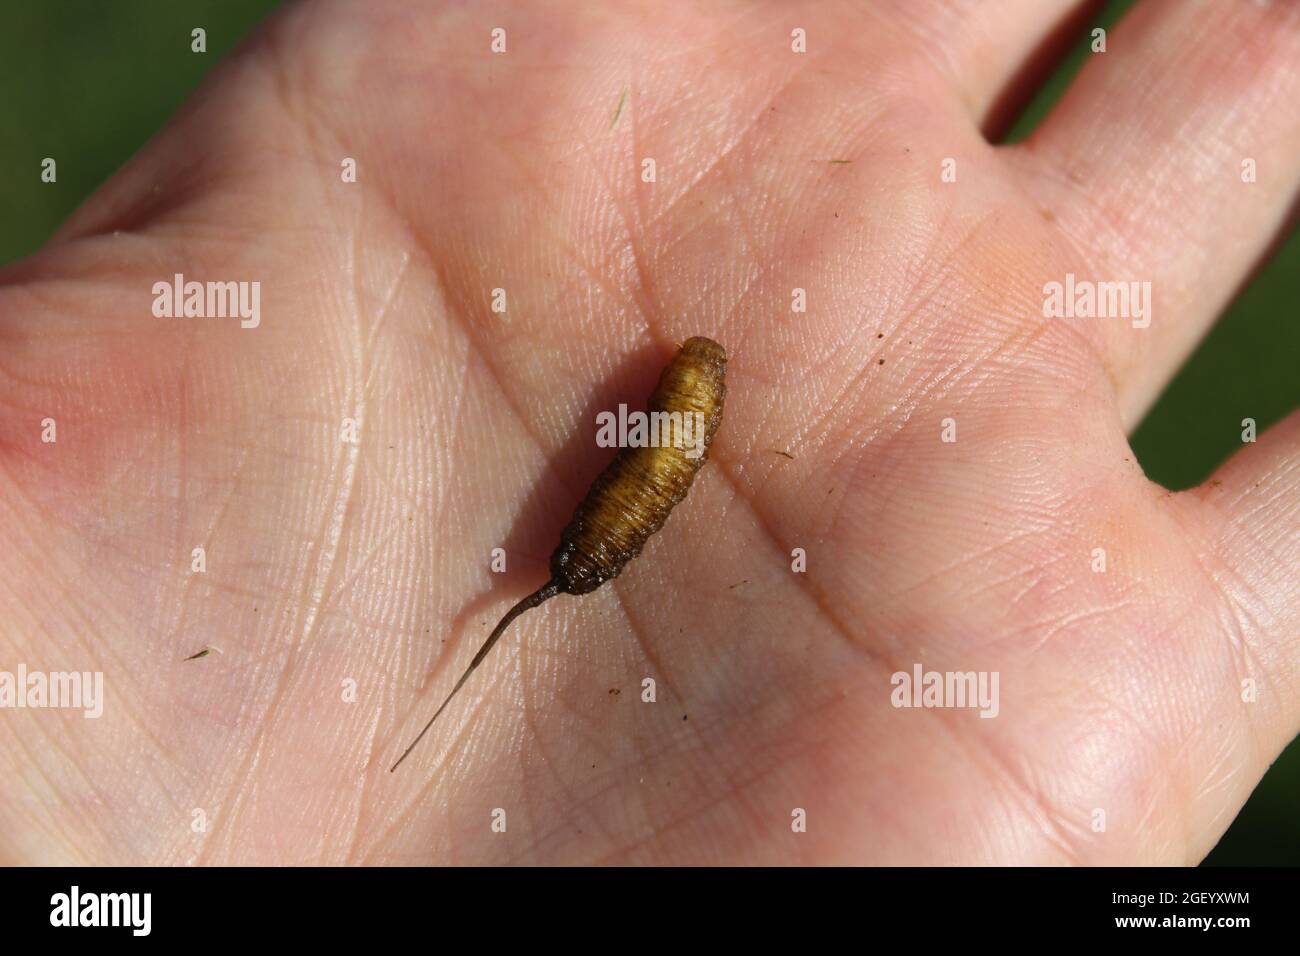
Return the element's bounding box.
[0,1,1294,863]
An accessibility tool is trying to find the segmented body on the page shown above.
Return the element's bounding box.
[391,336,727,771]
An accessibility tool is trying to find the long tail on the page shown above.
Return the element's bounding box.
[389,581,560,772]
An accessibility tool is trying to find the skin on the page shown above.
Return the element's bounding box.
[0,0,1296,865]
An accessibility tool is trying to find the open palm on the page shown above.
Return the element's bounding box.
[1,0,1297,864]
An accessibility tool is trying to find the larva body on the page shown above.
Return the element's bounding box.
[550,335,727,594]
[392,336,726,770]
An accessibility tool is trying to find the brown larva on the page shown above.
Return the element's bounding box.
[391,336,727,771]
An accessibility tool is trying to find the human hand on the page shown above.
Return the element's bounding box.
[1,0,1296,864]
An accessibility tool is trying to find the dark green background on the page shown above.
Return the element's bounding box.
[1,1,1294,864]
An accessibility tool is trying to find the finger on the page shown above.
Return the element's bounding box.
[880,0,1097,135]
[1173,410,1300,834]
[1005,0,1300,429]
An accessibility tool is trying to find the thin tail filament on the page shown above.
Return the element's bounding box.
[390,581,560,772]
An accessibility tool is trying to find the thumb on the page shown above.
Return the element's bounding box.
[1184,410,1300,756]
